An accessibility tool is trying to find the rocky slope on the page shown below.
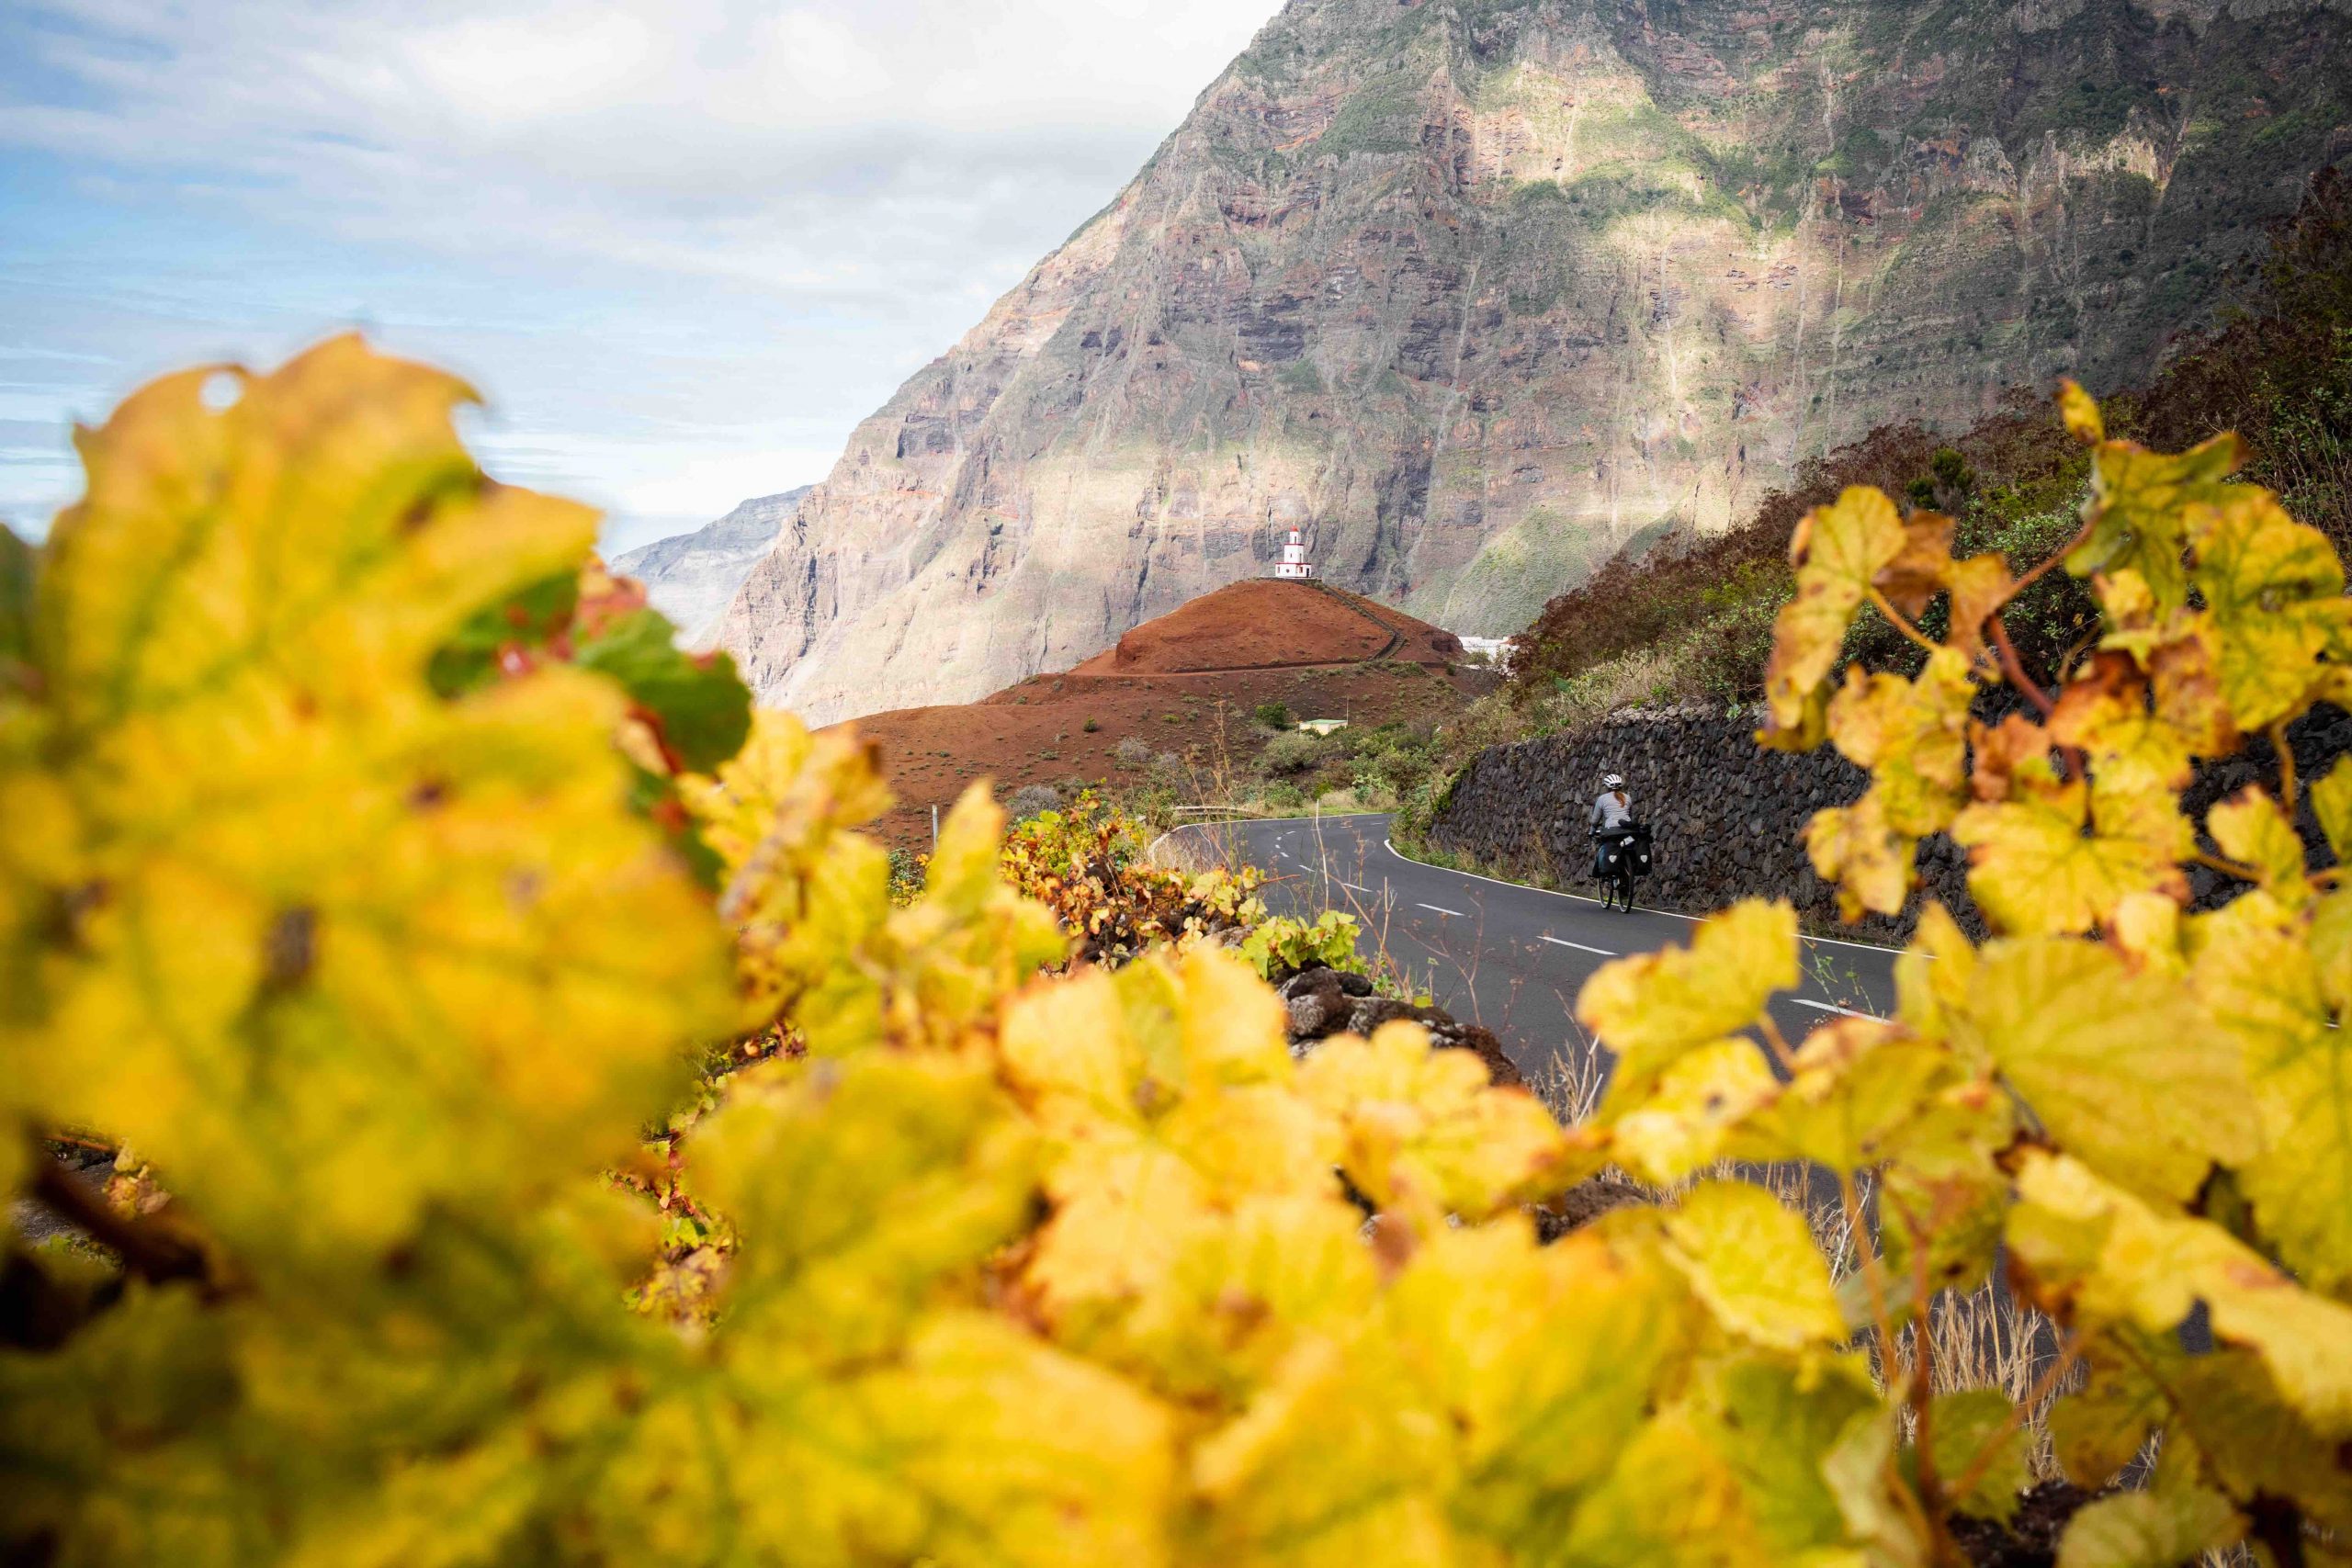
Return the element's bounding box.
[721,0,2352,724]
[611,487,808,648]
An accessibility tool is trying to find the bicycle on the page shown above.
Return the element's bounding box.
[1591,823,1652,912]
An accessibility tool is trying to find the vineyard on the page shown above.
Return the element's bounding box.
[2,340,2349,1565]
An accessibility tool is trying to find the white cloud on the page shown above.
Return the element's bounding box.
[0,0,1280,540]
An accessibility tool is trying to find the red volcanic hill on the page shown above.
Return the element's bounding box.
[1071,580,1462,675]
[829,580,1487,847]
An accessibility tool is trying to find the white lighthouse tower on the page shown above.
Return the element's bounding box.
[1273,525,1315,581]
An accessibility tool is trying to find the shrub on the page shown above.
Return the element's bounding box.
[1006,783,1063,820]
[1115,735,1153,765]
[999,788,1264,965]
[1240,910,1365,979]
[1260,729,1323,775]
[1251,700,1293,729]
[4,345,2347,1568]
[1082,717,1100,732]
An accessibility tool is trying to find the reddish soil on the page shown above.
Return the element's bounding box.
[824,580,1490,849]
[1071,580,1462,675]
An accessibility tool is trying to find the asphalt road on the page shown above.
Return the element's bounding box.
[1167,812,1902,1086]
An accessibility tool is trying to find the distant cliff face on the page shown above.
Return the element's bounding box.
[612,488,808,648]
[721,0,2352,723]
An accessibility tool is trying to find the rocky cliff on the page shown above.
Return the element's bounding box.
[721,0,2352,723]
[612,487,809,648]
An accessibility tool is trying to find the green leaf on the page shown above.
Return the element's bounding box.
[424,567,578,697]
[0,524,33,676]
[1924,1388,2027,1524]
[2047,1342,2165,1489]
[573,607,753,773]
[2054,1481,2241,1568]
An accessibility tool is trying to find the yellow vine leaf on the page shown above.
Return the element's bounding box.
[2006,1151,2352,1438]
[1951,773,2189,938]
[2311,754,2352,862]
[1002,953,1340,1323]
[2055,1485,2242,1568]
[1557,1408,1773,1568]
[2057,379,2106,444]
[1297,1021,1574,1229]
[1762,487,1906,739]
[1111,1195,1379,1407]
[2188,488,2352,731]
[1659,1180,1846,1352]
[1685,1354,1887,1565]
[2093,570,2238,759]
[1602,1037,1778,1185]
[1805,792,1915,920]
[1941,551,2014,664]
[2047,651,2194,797]
[2065,426,2241,611]
[1388,1224,1693,1551]
[681,709,897,1032]
[686,1051,1039,1356]
[1576,898,1798,1094]
[1826,649,1975,836]
[845,1312,1177,1568]
[3,337,737,1263]
[2193,892,2352,1295]
[1186,1331,1463,1568]
[2047,1341,2167,1489]
[2206,787,2313,907]
[2156,1347,2352,1537]
[1894,902,1979,1050]
[1961,937,2254,1201]
[1723,1018,1986,1178]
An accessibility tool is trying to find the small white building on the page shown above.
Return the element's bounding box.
[1273,525,1315,580]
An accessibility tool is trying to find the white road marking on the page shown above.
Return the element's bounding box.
[1792,998,1887,1021]
[1540,935,1617,957]
[1336,880,1372,894]
[1416,902,1466,918]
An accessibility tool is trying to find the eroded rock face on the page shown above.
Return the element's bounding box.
[720,0,2352,723]
[612,488,810,649]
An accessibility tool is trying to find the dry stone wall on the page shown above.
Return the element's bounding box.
[1423,704,2352,942]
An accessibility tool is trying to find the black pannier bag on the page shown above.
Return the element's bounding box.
[1592,825,1654,880]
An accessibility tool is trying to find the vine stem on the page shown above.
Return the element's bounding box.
[1901,1213,1953,1562]
[2193,850,2267,883]
[1838,1170,1951,1563]
[1988,615,2055,719]
[1991,516,2096,615]
[2271,721,2299,814]
[27,1142,212,1292]
[1757,1013,1799,1073]
[1866,584,1945,659]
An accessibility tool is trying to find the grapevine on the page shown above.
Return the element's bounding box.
[0,344,2346,1566]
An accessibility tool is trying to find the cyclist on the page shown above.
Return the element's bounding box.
[1589,773,1641,910]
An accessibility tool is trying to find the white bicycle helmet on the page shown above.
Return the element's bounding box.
[1602,773,1624,789]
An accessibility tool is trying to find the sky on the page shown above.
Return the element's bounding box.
[0,0,1281,553]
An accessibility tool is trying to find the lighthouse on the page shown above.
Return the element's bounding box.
[1273,525,1315,581]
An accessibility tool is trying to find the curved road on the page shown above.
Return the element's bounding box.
[1169,812,1901,1085]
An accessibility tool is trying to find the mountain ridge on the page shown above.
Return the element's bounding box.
[611,486,811,648]
[719,0,2352,723]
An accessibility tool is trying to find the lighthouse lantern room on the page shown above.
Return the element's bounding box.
[1273,526,1315,581]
